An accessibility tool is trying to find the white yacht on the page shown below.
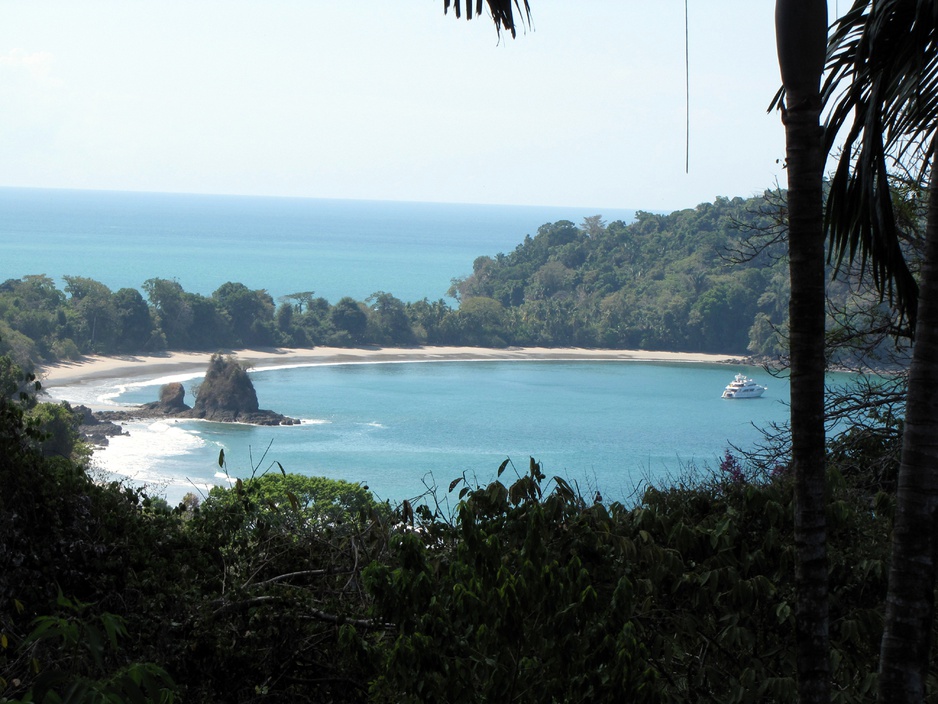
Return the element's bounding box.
[721,373,767,399]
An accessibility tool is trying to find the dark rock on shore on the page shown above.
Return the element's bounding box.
[75,404,126,447]
[121,380,194,418]
[157,382,188,411]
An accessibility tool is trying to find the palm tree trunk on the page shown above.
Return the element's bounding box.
[785,100,830,704]
[775,2,830,701]
[878,142,938,703]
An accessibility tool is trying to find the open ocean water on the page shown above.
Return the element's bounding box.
[0,187,638,303]
[3,187,794,506]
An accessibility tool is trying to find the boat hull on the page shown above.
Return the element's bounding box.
[721,388,766,399]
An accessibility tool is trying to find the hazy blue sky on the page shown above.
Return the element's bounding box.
[0,2,841,212]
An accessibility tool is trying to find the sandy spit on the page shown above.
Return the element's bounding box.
[38,345,743,389]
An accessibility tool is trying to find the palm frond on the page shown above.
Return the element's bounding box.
[443,0,532,38]
[822,0,938,333]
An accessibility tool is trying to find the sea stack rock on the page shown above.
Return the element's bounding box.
[160,381,188,411]
[136,380,192,415]
[133,382,189,417]
[191,354,260,418]
[186,354,298,426]
[157,382,189,411]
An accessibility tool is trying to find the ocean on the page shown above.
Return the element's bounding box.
[0,187,638,304]
[4,188,791,506]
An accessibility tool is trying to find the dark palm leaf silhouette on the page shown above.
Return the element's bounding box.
[443,0,531,38]
[823,0,938,333]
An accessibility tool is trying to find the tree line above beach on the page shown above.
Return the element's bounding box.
[0,190,892,369]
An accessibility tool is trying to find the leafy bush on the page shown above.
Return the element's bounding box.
[3,593,174,704]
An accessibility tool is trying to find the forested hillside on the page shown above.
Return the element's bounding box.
[448,195,788,353]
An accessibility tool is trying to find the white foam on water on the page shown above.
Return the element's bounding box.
[42,379,133,410]
[92,420,214,502]
[42,369,206,410]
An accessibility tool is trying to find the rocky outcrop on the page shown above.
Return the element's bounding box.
[75,404,126,446]
[184,354,298,425]
[96,354,298,427]
[158,382,188,410]
[132,381,192,417]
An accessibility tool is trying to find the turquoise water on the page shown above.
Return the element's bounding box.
[0,187,637,303]
[70,360,790,507]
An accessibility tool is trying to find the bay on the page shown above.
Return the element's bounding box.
[87,360,789,507]
[6,187,787,508]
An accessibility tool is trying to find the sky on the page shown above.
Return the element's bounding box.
[0,1,839,213]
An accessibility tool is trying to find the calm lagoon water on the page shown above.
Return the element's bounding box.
[60,360,790,507]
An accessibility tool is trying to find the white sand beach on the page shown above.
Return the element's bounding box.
[39,345,743,392]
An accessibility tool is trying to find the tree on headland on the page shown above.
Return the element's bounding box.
[330,296,369,345]
[212,281,276,347]
[142,277,192,348]
[0,275,67,362]
[456,296,508,347]
[63,276,119,353]
[580,214,607,238]
[367,291,415,345]
[112,286,157,352]
[281,291,318,314]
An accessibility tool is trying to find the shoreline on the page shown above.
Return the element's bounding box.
[35,346,758,506]
[38,345,746,391]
